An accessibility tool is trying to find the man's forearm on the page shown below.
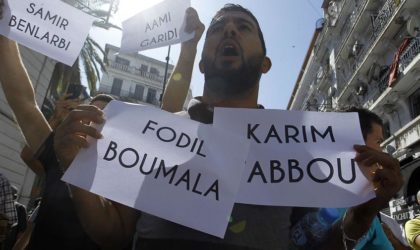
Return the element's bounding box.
[0,40,35,104]
[161,43,197,113]
[320,201,378,249]
[0,38,51,151]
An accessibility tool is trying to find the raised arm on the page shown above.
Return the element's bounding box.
[319,145,403,249]
[0,37,51,152]
[161,7,204,113]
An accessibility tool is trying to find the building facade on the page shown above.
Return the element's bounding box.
[288,0,420,224]
[99,44,192,109]
[0,47,55,205]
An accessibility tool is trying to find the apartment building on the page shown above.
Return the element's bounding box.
[288,0,420,224]
[99,44,192,109]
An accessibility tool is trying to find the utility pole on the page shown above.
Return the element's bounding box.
[160,45,171,106]
[105,0,115,24]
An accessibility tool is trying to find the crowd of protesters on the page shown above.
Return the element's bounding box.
[0,2,418,250]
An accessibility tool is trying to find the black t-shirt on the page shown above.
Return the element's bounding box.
[27,133,100,250]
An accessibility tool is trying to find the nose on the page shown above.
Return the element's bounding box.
[224,22,237,38]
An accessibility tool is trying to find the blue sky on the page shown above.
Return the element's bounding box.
[91,0,324,109]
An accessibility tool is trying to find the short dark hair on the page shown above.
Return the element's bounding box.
[341,107,383,141]
[208,4,266,55]
[90,94,114,104]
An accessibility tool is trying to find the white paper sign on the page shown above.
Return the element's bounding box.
[62,101,250,237]
[0,0,95,66]
[120,0,194,53]
[214,108,376,207]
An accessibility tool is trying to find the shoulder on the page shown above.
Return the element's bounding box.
[0,174,9,185]
[174,110,190,118]
[405,218,420,231]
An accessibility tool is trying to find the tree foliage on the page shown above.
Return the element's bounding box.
[50,0,120,98]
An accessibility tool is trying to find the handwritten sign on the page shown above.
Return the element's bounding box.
[62,101,250,237]
[120,0,194,53]
[0,0,95,66]
[213,108,376,207]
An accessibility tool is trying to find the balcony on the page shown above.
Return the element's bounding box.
[372,0,400,39]
[98,84,160,107]
[99,84,131,98]
[362,67,391,109]
[368,37,420,111]
[337,0,407,103]
[335,0,368,60]
[109,61,164,83]
[314,0,349,56]
[382,115,420,160]
[399,37,420,73]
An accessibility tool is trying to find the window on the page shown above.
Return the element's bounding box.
[111,78,123,96]
[409,87,420,118]
[116,56,130,66]
[147,88,157,104]
[150,67,160,76]
[140,64,148,72]
[134,85,145,101]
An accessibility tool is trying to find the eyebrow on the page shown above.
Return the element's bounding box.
[235,17,255,28]
[210,16,256,30]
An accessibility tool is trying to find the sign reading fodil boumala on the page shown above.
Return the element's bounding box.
[63,101,250,238]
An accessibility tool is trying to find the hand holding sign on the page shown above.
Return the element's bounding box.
[338,148,403,249]
[54,104,105,169]
[353,144,403,206]
[183,7,204,46]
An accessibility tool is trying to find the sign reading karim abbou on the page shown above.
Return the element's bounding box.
[0,0,95,66]
[120,0,194,53]
[214,108,376,208]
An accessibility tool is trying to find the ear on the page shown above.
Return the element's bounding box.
[261,57,271,73]
[199,60,204,73]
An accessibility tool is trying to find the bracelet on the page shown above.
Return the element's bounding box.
[340,210,368,250]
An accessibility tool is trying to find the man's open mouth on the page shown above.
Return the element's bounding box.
[222,45,239,56]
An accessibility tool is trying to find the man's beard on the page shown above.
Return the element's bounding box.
[202,55,264,98]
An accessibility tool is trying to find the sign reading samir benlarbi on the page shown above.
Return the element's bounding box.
[0,0,95,66]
